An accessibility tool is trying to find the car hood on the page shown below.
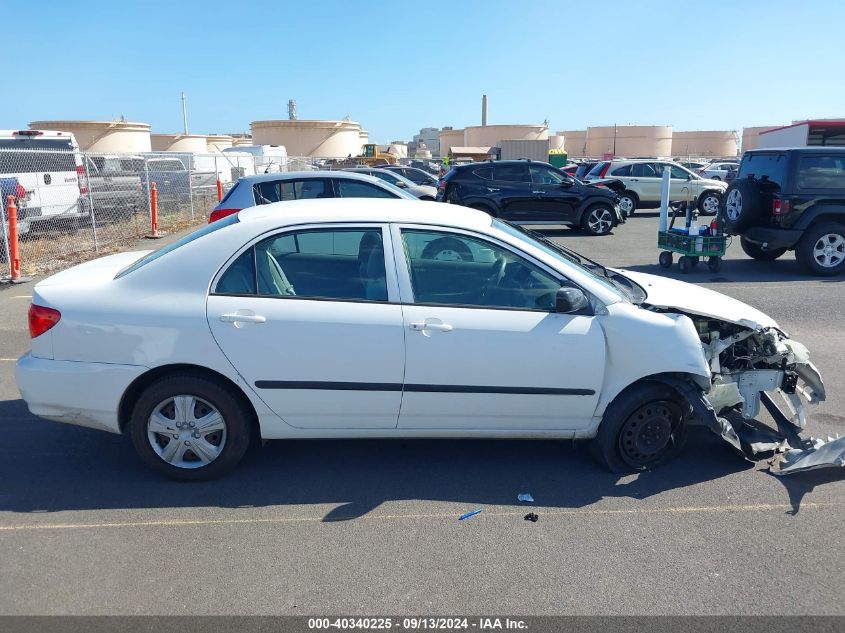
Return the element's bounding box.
[617,269,778,329]
[697,177,728,189]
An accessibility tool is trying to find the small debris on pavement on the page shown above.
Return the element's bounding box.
[517,493,534,503]
[458,509,483,521]
[524,513,539,523]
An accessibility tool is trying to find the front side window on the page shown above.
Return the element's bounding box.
[214,228,388,302]
[669,165,690,179]
[529,164,566,185]
[401,229,560,311]
[334,179,397,199]
[253,178,329,204]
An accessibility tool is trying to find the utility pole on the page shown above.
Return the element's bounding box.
[181,92,189,135]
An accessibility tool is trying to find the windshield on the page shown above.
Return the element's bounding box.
[493,219,646,303]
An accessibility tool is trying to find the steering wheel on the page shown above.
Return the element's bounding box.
[481,256,507,299]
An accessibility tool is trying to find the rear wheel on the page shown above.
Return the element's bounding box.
[129,372,253,480]
[697,191,721,216]
[582,204,615,236]
[795,222,845,276]
[721,179,763,232]
[740,236,786,261]
[592,382,688,472]
[618,192,637,217]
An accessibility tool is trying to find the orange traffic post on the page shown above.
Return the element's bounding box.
[7,195,20,281]
[145,182,162,239]
[216,178,223,202]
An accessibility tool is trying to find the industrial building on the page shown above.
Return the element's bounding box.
[28,120,152,153]
[756,120,845,149]
[741,126,779,152]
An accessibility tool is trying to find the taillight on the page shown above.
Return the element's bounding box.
[208,208,239,223]
[28,304,61,338]
[76,164,89,194]
[598,162,610,178]
[14,182,26,201]
[437,180,447,190]
[772,199,791,216]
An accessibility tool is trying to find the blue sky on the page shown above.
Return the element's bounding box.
[3,0,842,141]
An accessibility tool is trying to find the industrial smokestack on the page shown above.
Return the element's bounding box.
[288,99,297,121]
[482,95,488,127]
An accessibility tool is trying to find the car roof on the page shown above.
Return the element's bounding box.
[746,147,845,153]
[236,170,389,184]
[237,197,493,230]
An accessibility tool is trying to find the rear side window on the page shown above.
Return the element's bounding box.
[740,153,787,188]
[472,167,493,180]
[253,179,329,204]
[0,138,76,173]
[586,162,609,178]
[493,164,529,182]
[334,179,397,198]
[610,165,632,177]
[796,155,845,190]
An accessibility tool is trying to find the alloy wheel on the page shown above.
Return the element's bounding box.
[701,194,720,214]
[147,395,227,469]
[588,208,613,234]
[618,196,634,215]
[812,233,845,268]
[724,189,742,221]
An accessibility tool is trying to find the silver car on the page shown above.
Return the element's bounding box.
[342,168,438,200]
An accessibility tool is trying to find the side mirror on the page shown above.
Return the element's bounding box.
[560,180,573,188]
[395,181,407,188]
[555,286,590,314]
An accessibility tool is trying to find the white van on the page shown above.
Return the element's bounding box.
[223,144,287,173]
[0,130,86,230]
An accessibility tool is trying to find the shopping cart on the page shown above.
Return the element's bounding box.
[657,202,727,273]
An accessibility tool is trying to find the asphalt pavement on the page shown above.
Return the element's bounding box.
[1,212,843,616]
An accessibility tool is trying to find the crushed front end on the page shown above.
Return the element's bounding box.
[687,317,844,474]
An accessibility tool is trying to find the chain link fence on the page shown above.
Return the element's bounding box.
[0,149,285,275]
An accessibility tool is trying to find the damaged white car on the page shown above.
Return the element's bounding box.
[14,200,844,479]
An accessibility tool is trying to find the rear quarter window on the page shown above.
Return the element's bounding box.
[796,155,845,190]
[586,162,609,178]
[610,165,632,177]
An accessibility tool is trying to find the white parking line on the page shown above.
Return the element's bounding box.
[0,358,18,362]
[12,295,31,299]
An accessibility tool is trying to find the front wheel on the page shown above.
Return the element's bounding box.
[581,204,615,236]
[129,373,253,480]
[591,382,689,472]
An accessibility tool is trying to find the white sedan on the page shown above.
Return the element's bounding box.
[16,199,830,479]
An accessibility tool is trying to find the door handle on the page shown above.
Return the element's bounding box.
[487,187,500,192]
[531,190,544,194]
[409,321,453,333]
[220,313,266,324]
[630,179,639,182]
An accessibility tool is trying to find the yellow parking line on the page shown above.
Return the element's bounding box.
[0,502,833,532]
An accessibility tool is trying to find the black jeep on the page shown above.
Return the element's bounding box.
[720,147,845,275]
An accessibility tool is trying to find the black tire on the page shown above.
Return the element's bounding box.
[678,256,690,273]
[688,256,699,269]
[720,179,763,233]
[707,256,722,272]
[581,204,615,236]
[795,222,845,276]
[712,176,721,181]
[658,251,673,268]
[591,382,689,473]
[421,236,474,261]
[128,372,253,481]
[618,191,638,217]
[697,190,721,216]
[740,236,786,261]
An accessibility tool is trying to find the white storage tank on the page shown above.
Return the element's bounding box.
[206,134,233,152]
[464,124,548,148]
[742,126,780,152]
[150,134,208,153]
[438,128,465,156]
[251,120,364,158]
[549,135,566,151]
[671,131,737,157]
[28,119,152,153]
[587,125,672,158]
[558,130,587,157]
